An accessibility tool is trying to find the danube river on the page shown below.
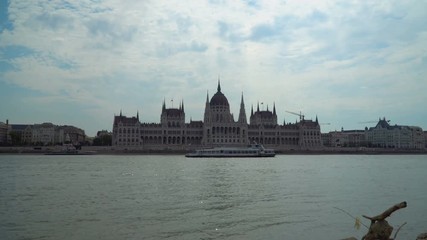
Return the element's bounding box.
[1,154,426,240]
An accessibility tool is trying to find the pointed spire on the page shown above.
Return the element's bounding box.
[238,92,247,124]
[217,76,221,92]
[266,104,269,111]
[251,104,254,116]
[273,102,276,115]
[181,99,184,112]
[137,110,139,120]
[162,98,166,112]
[120,109,122,117]
[204,90,211,123]
[257,101,260,112]
[315,115,318,123]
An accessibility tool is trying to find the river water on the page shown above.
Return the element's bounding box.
[1,154,426,240]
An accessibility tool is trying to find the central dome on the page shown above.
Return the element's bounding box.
[210,92,229,106]
[210,81,229,107]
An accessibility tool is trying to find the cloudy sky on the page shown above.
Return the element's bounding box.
[1,0,426,136]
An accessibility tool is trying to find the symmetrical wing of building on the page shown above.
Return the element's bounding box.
[112,82,323,151]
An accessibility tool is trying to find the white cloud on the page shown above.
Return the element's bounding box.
[1,0,426,135]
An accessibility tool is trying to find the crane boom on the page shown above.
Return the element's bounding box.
[285,110,305,121]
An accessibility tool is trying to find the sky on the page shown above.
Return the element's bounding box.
[1,0,427,137]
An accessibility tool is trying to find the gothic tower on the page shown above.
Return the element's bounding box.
[238,93,247,124]
[161,99,185,128]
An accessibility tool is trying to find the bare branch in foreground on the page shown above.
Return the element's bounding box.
[392,222,407,240]
[333,207,369,229]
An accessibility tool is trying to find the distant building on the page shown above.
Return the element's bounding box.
[59,125,86,144]
[9,122,85,145]
[365,118,424,149]
[324,128,366,147]
[0,120,10,145]
[32,123,56,145]
[112,81,323,150]
[323,119,425,149]
[321,132,332,147]
[9,124,32,145]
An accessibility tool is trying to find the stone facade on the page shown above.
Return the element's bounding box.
[9,124,33,144]
[32,123,56,145]
[112,82,323,151]
[323,129,366,147]
[365,118,424,149]
[322,119,425,149]
[0,120,9,145]
[9,123,85,145]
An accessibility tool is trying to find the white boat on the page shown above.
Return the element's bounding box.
[185,143,275,158]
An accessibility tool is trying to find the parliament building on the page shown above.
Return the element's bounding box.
[112,82,322,151]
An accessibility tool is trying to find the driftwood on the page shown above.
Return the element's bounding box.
[363,202,407,223]
[417,233,427,240]
[361,201,407,240]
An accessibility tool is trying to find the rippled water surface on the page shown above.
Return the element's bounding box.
[1,154,426,240]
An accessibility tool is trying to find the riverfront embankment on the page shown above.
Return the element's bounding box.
[1,146,426,155]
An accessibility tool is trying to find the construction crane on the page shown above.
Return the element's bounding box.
[285,110,304,121]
